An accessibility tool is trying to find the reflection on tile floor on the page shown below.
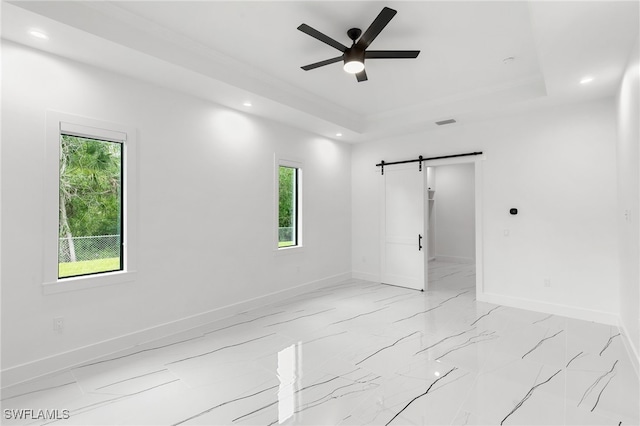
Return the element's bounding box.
[2,261,639,425]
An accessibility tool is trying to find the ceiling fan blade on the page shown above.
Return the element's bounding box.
[301,56,344,71]
[365,50,420,59]
[356,69,368,82]
[298,24,348,52]
[356,7,397,50]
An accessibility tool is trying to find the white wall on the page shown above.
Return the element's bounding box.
[616,37,640,363]
[0,41,351,383]
[352,98,620,322]
[433,163,475,262]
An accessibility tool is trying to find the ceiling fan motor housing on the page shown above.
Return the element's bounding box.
[344,46,365,68]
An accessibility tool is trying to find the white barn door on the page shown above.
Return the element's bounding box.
[380,164,426,291]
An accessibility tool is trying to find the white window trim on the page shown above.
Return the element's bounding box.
[274,156,304,255]
[43,111,138,294]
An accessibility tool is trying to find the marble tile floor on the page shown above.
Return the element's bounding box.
[2,261,639,425]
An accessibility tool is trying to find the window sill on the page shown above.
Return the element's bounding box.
[43,270,137,295]
[274,245,305,256]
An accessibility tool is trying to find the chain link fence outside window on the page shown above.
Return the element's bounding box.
[59,235,121,263]
[278,227,294,244]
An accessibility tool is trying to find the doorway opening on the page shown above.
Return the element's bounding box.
[426,162,477,293]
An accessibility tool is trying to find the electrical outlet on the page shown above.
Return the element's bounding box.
[53,317,64,332]
[544,278,551,288]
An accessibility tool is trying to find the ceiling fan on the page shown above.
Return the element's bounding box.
[297,6,420,82]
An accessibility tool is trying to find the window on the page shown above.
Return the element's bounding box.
[58,134,123,278]
[44,112,137,293]
[278,163,301,249]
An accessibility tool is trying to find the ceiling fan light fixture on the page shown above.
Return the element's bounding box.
[343,47,365,74]
[343,60,365,74]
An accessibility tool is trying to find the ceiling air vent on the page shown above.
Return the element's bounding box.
[435,119,457,126]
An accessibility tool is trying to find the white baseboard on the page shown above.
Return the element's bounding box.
[433,255,475,264]
[477,292,619,326]
[351,271,380,282]
[618,317,640,378]
[1,272,350,389]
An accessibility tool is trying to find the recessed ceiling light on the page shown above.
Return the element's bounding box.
[336,133,342,137]
[580,76,594,84]
[243,101,252,107]
[29,29,49,40]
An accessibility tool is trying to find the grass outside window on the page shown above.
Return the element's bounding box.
[58,257,121,278]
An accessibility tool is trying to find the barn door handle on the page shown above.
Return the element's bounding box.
[418,234,423,251]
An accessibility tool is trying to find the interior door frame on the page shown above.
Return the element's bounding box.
[378,154,485,297]
[421,155,484,295]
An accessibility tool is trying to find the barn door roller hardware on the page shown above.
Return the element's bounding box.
[376,151,483,175]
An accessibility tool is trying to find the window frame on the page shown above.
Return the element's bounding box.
[43,112,137,294]
[57,134,124,279]
[275,157,303,253]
